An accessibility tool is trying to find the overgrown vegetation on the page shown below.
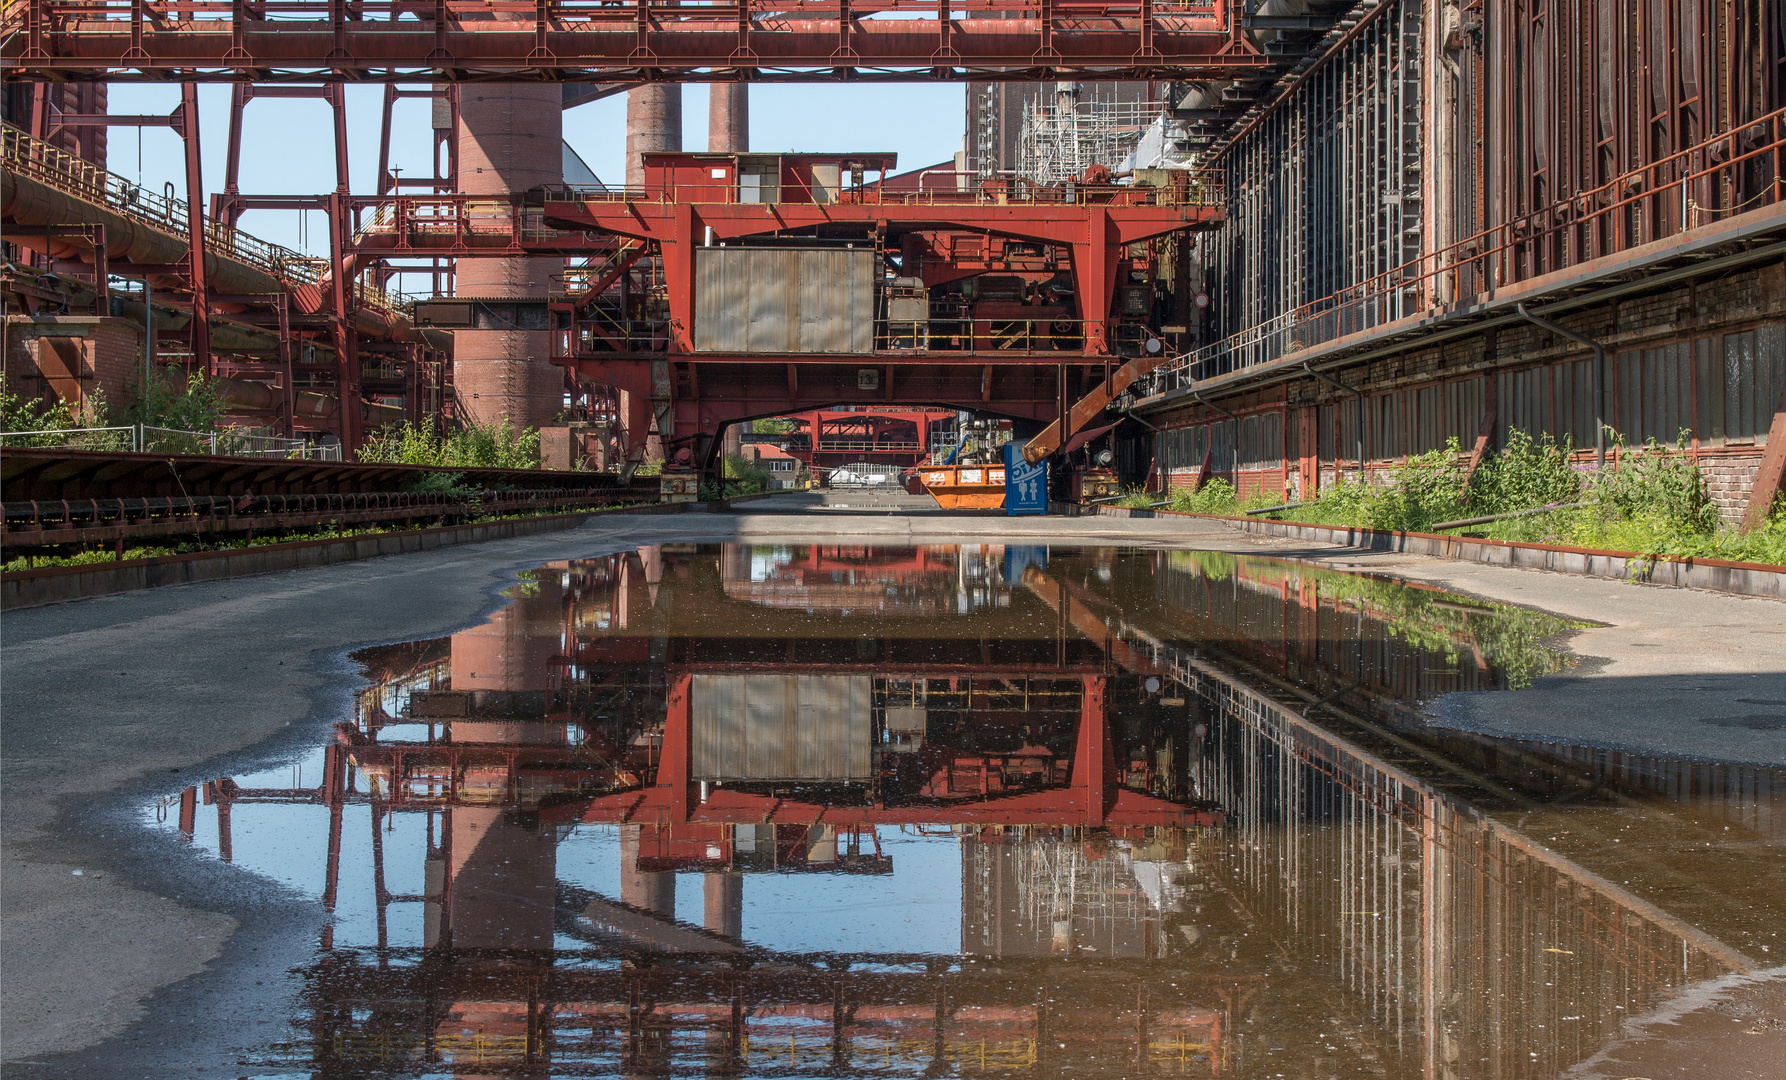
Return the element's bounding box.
[0,373,124,448]
[1,504,625,574]
[2,365,249,452]
[699,454,775,501]
[122,364,229,437]
[752,417,797,435]
[1114,478,1278,516]
[1164,550,1586,690]
[357,418,541,470]
[1133,428,1785,567]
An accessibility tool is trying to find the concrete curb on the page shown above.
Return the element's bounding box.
[0,502,703,610]
[1052,502,1786,599]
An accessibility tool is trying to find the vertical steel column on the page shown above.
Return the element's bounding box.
[179,83,211,377]
[328,191,362,451]
[1071,676,1111,827]
[274,291,295,437]
[217,83,249,228]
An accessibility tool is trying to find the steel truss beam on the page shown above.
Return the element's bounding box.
[5,0,1269,83]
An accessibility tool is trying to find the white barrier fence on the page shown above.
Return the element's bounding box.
[0,425,342,460]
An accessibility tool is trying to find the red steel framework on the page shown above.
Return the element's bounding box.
[2,97,452,448]
[761,408,960,472]
[4,3,1263,460]
[354,151,1226,466]
[4,0,1268,82]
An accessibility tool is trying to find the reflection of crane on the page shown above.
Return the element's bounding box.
[964,830,1184,960]
[718,543,1012,616]
[548,671,1221,831]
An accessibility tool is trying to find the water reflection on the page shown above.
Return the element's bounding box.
[157,545,1783,1078]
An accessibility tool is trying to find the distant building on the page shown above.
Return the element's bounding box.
[742,443,807,489]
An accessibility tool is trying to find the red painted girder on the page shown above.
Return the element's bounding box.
[340,197,1219,260]
[13,3,1268,81]
[567,353,1143,367]
[563,359,1075,426]
[553,785,1224,829]
[545,199,1218,247]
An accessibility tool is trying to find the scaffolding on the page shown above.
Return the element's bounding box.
[1014,85,1165,184]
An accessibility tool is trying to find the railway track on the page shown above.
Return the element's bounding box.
[1,448,656,555]
[2,487,650,549]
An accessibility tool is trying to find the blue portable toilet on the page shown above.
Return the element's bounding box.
[1004,441,1048,516]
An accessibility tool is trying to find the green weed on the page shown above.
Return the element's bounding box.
[358,419,541,470]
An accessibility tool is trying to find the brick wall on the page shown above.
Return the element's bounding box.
[1701,451,1766,523]
[3,316,144,420]
[1148,259,1786,518]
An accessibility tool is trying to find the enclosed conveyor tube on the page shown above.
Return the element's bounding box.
[1,168,290,297]
[210,377,404,428]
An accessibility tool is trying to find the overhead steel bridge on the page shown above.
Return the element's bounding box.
[4,0,1271,83]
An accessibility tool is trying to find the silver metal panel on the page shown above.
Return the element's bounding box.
[888,297,928,323]
[691,674,872,781]
[795,675,871,778]
[743,250,789,354]
[694,248,874,354]
[884,706,927,733]
[809,164,841,203]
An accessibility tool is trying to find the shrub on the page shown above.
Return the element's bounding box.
[1279,426,1783,567]
[1165,478,1241,515]
[358,421,449,467]
[125,364,227,436]
[446,417,540,469]
[1361,440,1469,532]
[1587,431,1719,537]
[1,374,126,449]
[700,454,774,500]
[358,418,540,470]
[1,372,78,439]
[1468,429,1581,514]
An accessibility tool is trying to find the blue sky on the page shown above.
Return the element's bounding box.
[105,82,967,267]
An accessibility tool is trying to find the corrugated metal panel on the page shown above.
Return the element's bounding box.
[690,674,872,781]
[694,248,874,354]
[795,675,871,777]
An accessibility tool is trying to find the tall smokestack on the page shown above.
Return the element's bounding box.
[625,85,683,189]
[709,83,748,462]
[453,85,564,429]
[709,84,748,154]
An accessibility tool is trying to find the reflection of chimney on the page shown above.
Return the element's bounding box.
[621,825,676,916]
[703,871,742,938]
[638,545,664,608]
[434,574,567,951]
[719,543,751,584]
[639,545,664,583]
[447,807,557,949]
[450,573,564,693]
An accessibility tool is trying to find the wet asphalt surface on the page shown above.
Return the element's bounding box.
[4,503,1784,1078]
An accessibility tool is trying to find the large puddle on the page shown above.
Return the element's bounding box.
[153,545,1784,1078]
